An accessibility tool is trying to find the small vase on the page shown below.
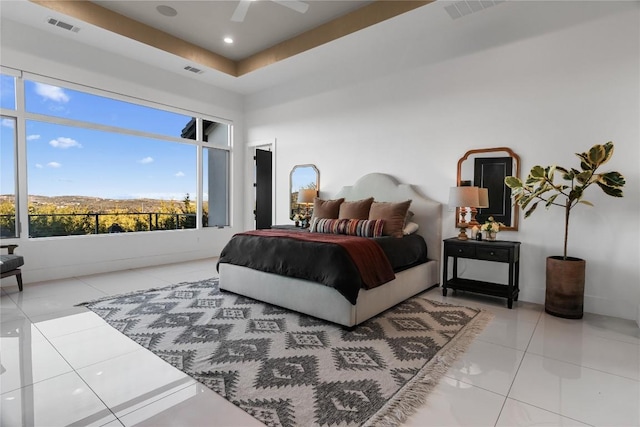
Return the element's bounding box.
[294,221,300,227]
[485,231,497,241]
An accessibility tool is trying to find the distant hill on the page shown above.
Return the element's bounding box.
[0,194,186,213]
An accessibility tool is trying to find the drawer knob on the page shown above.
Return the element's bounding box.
[458,249,463,253]
[490,251,495,256]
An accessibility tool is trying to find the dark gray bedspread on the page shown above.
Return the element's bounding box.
[217,232,427,304]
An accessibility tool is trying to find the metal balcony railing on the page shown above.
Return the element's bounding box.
[0,212,202,238]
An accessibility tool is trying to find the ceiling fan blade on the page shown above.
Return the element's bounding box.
[231,0,251,22]
[272,0,309,14]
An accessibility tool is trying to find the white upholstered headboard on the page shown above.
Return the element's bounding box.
[334,173,442,264]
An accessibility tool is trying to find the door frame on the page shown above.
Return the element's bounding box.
[248,139,276,228]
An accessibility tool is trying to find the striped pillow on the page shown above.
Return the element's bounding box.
[310,218,384,238]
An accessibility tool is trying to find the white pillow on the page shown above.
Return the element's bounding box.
[403,221,419,235]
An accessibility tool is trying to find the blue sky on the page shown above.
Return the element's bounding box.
[1,78,209,200]
[291,167,317,192]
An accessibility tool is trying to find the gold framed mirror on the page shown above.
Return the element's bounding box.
[456,147,520,231]
[289,164,319,219]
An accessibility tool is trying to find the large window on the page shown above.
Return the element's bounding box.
[1,74,16,109]
[1,69,231,238]
[1,71,18,237]
[1,116,17,237]
[25,80,196,139]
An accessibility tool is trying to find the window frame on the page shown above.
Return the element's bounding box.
[2,67,232,239]
[1,67,23,238]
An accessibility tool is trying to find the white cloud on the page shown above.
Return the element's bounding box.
[175,171,185,177]
[49,137,82,149]
[27,134,41,141]
[34,83,70,103]
[1,118,14,128]
[138,156,154,164]
[35,163,43,169]
[47,162,61,168]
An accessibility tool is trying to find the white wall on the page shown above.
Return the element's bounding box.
[244,3,640,320]
[1,2,637,321]
[0,20,246,283]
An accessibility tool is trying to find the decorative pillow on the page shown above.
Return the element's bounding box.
[369,200,412,238]
[405,210,415,224]
[310,218,384,238]
[346,219,385,237]
[338,197,374,219]
[403,221,419,235]
[310,218,342,234]
[312,197,344,220]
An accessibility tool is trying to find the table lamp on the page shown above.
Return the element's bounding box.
[468,187,489,227]
[297,188,316,228]
[449,186,480,240]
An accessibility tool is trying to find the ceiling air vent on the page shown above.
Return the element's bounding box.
[184,66,204,75]
[46,17,80,33]
[444,0,504,20]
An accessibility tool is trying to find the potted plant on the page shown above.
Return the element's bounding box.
[505,141,625,318]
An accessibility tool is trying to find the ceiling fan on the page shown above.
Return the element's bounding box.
[231,0,310,22]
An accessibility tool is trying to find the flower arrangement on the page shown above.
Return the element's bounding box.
[481,216,504,240]
[480,216,504,233]
[291,212,311,227]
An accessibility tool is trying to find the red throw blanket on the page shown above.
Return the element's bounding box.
[238,230,396,289]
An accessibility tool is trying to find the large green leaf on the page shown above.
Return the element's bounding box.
[530,166,545,179]
[597,181,624,197]
[600,171,625,187]
[561,169,575,180]
[547,165,556,182]
[576,152,588,162]
[520,194,535,210]
[575,171,592,185]
[545,193,559,208]
[513,193,525,204]
[526,176,544,186]
[569,187,583,201]
[600,141,614,165]
[504,176,522,188]
[588,144,606,167]
[524,201,539,218]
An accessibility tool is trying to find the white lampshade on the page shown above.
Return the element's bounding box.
[477,187,489,208]
[297,188,316,204]
[448,186,480,208]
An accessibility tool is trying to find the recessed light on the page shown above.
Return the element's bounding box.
[224,37,234,44]
[156,5,178,17]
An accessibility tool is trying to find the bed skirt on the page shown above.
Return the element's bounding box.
[218,260,439,327]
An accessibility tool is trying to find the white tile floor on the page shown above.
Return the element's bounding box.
[1,259,639,427]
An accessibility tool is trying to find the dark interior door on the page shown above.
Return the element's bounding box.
[255,148,273,229]
[474,156,512,226]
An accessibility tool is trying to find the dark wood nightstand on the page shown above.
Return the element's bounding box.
[442,237,521,308]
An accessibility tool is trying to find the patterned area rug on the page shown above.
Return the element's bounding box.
[80,278,492,427]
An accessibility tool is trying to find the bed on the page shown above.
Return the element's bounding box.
[218,173,442,327]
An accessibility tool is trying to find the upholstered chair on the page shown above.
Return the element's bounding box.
[1,244,24,291]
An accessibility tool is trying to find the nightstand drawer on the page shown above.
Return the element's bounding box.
[446,244,476,258]
[476,247,510,262]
